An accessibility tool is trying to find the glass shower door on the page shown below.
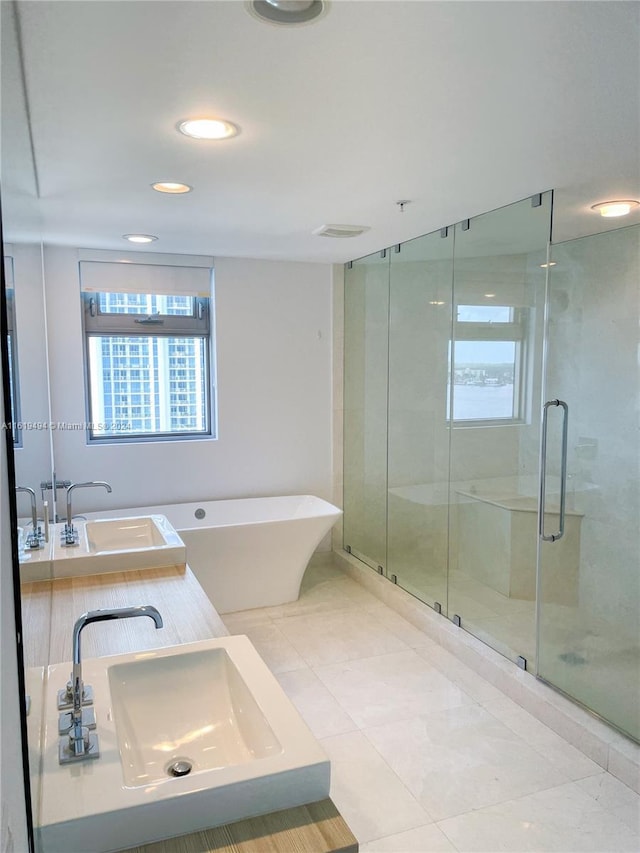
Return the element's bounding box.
[343,250,390,570]
[537,225,640,741]
[447,193,552,665]
[386,230,453,609]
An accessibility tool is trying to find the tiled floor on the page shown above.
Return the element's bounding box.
[222,557,640,852]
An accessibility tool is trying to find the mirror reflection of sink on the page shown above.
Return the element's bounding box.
[50,514,186,578]
[86,516,167,553]
[17,523,52,581]
[38,636,329,852]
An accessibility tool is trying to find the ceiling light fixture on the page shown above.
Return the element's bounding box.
[177,118,239,140]
[123,234,158,244]
[249,0,326,25]
[590,200,639,218]
[484,293,496,298]
[539,261,557,269]
[313,224,370,238]
[152,182,192,194]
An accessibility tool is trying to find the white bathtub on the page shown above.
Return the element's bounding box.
[88,495,341,613]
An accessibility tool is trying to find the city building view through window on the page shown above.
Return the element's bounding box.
[85,292,211,440]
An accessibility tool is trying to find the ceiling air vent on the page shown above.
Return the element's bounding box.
[312,224,370,238]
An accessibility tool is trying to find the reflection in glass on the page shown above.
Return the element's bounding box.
[386,230,453,609]
[446,192,552,665]
[5,281,22,446]
[537,224,640,741]
[343,252,389,570]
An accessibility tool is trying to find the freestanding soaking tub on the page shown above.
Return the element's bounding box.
[88,495,342,613]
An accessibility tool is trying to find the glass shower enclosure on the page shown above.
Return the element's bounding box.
[343,193,639,743]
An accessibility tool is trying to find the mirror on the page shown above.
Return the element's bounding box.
[1,2,53,841]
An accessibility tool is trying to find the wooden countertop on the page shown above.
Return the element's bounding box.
[20,567,358,853]
[21,565,229,668]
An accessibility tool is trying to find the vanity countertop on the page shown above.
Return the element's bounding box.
[20,566,358,853]
[21,565,229,668]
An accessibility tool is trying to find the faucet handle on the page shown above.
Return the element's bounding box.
[60,524,79,547]
[57,679,94,710]
[59,728,100,764]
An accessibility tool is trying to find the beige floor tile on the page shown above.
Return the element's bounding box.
[363,703,568,821]
[437,780,640,851]
[275,667,358,739]
[360,823,456,852]
[314,650,473,728]
[577,772,640,832]
[274,608,409,667]
[482,697,602,781]
[366,603,443,649]
[232,621,306,674]
[321,731,432,844]
[221,609,273,633]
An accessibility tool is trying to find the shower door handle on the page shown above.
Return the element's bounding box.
[539,399,569,542]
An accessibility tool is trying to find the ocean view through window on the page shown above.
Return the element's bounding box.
[448,304,527,424]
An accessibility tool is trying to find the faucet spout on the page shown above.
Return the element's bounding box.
[66,480,112,528]
[67,605,163,760]
[15,485,38,532]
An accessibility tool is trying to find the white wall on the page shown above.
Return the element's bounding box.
[41,248,334,516]
[9,243,53,497]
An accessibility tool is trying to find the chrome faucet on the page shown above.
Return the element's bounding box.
[15,486,41,548]
[63,480,112,544]
[59,605,163,764]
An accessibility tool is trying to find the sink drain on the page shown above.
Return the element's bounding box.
[167,760,192,777]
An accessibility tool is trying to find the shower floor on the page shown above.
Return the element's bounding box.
[391,559,640,741]
[222,555,640,852]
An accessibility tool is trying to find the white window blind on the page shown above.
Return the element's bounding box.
[79,260,211,297]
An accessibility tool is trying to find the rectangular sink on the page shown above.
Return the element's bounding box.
[38,636,330,852]
[109,647,282,786]
[51,514,186,578]
[86,517,166,552]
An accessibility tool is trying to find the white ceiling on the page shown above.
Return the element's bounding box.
[3,0,640,262]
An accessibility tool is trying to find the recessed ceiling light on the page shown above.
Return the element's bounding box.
[590,200,640,218]
[177,118,239,140]
[152,182,192,194]
[539,261,557,268]
[123,234,158,244]
[249,0,326,26]
[429,301,445,306]
[313,224,370,238]
[484,293,496,298]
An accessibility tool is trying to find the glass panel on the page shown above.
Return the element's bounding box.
[87,335,209,438]
[97,292,195,316]
[457,305,513,323]
[447,192,552,665]
[537,225,640,741]
[343,252,389,569]
[387,230,453,608]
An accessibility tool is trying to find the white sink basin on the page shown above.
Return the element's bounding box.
[86,517,167,552]
[51,515,186,578]
[17,522,53,581]
[108,645,282,786]
[37,636,330,852]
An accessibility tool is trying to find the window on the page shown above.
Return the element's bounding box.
[81,261,215,442]
[448,304,528,425]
